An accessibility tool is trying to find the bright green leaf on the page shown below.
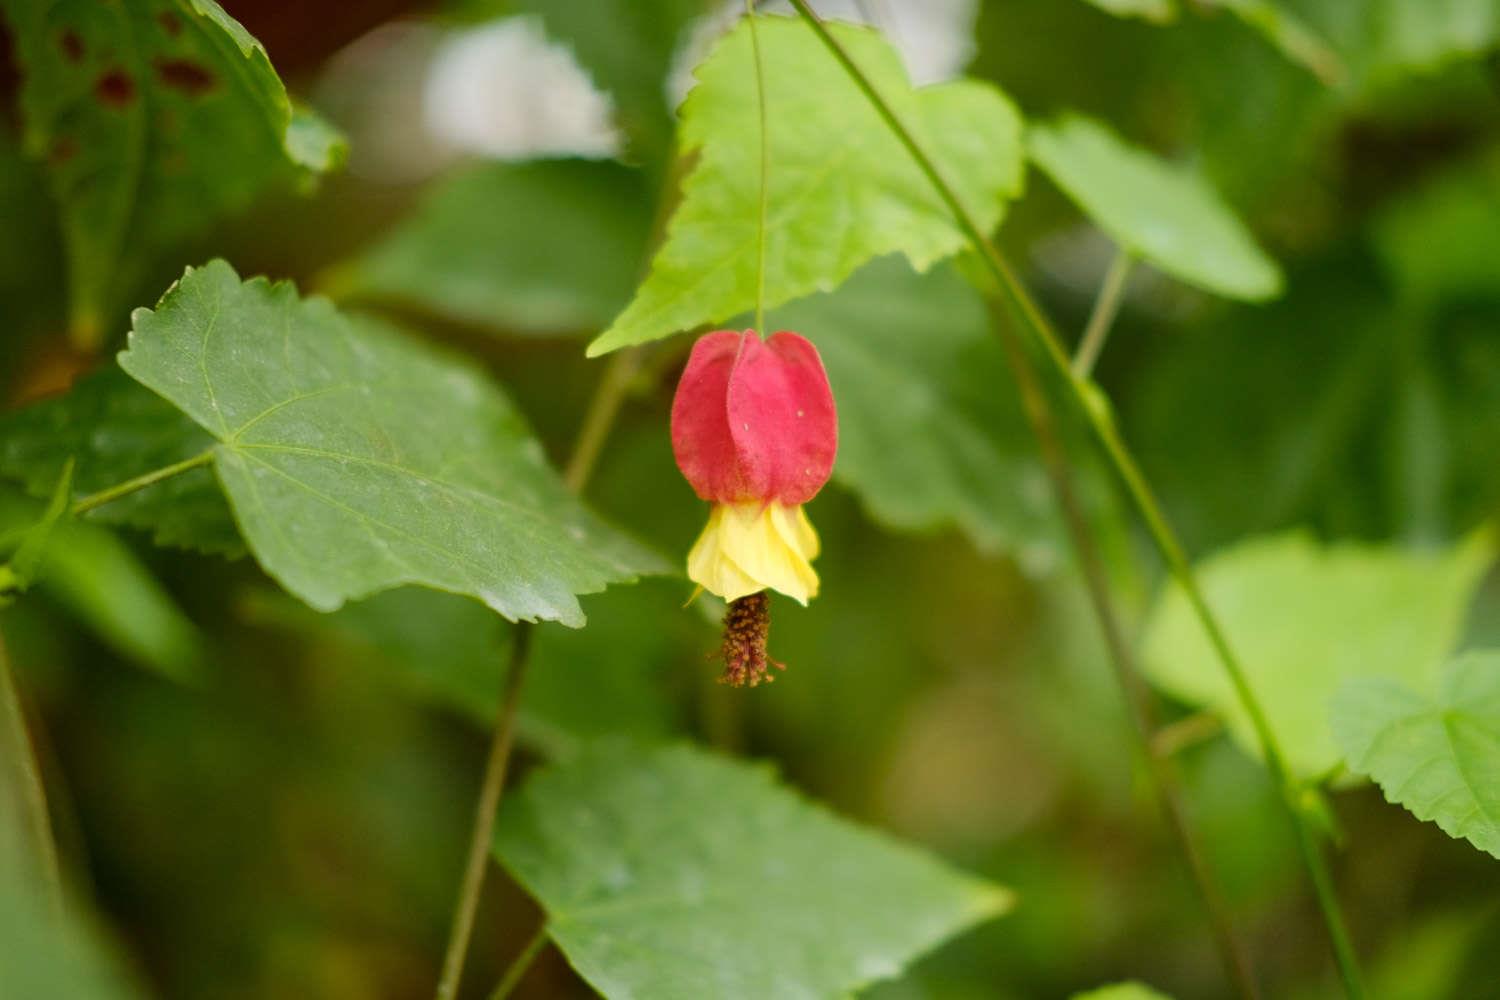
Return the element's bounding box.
[1331,650,1500,859]
[332,159,652,336]
[0,883,146,1000]
[772,256,1064,563]
[0,488,203,682]
[1078,0,1178,24]
[0,367,239,556]
[1142,531,1493,779]
[1071,983,1176,1000]
[589,16,1025,356]
[495,743,1012,999]
[1028,113,1282,301]
[118,260,665,626]
[0,0,345,340]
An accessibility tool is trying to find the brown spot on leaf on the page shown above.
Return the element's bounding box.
[156,11,182,37]
[49,135,77,165]
[60,30,84,62]
[94,69,135,107]
[153,58,215,97]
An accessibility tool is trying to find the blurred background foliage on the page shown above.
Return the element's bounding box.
[2,0,1500,998]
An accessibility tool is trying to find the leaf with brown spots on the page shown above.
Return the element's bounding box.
[0,0,345,347]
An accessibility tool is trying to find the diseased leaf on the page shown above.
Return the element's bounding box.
[589,16,1024,356]
[333,159,653,336]
[0,0,345,339]
[773,256,1064,565]
[494,743,1012,999]
[118,260,665,626]
[506,0,704,161]
[1071,983,1176,1000]
[0,367,239,556]
[1332,650,1500,859]
[1141,531,1493,779]
[0,487,204,681]
[1027,113,1282,301]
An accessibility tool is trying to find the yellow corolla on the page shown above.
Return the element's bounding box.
[686,501,821,605]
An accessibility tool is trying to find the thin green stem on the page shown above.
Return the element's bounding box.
[1073,247,1133,378]
[745,0,770,334]
[69,449,215,516]
[785,3,1364,994]
[487,923,549,1000]
[0,626,63,916]
[989,298,1258,999]
[435,624,535,1000]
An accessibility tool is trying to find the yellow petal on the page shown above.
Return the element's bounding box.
[686,502,821,605]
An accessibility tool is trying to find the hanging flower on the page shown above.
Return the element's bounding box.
[671,329,837,686]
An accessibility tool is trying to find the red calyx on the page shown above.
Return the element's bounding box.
[670,329,838,505]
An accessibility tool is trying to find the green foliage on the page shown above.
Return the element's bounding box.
[1027,113,1282,300]
[0,489,202,681]
[772,256,1062,562]
[0,368,238,555]
[506,0,704,162]
[1204,0,1344,83]
[118,260,664,625]
[589,16,1024,356]
[0,0,344,341]
[0,461,72,602]
[1372,149,1500,307]
[334,159,653,336]
[495,742,1013,999]
[1332,650,1500,859]
[1142,531,1493,779]
[1078,0,1177,24]
[0,887,145,1000]
[1071,983,1176,1000]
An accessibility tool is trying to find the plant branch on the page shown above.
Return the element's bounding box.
[785,2,1364,994]
[989,296,1258,999]
[435,345,644,1000]
[69,449,215,517]
[487,922,549,1000]
[435,624,535,1000]
[1073,247,1132,378]
[0,626,63,915]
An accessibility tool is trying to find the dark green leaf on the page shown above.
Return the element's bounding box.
[1332,650,1500,858]
[0,367,239,556]
[495,743,1013,999]
[118,260,665,625]
[590,16,1025,355]
[0,0,345,338]
[1028,113,1283,300]
[333,159,653,336]
[1142,531,1493,779]
[773,256,1064,564]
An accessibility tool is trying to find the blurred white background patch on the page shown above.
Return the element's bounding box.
[317,2,974,182]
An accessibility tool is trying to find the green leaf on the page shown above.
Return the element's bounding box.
[0,367,239,556]
[1027,113,1282,301]
[505,0,704,161]
[1331,0,1500,85]
[1078,0,1178,24]
[1331,650,1500,859]
[332,159,653,336]
[1,459,73,598]
[1371,149,1500,307]
[0,884,146,1000]
[771,256,1063,563]
[1141,531,1493,779]
[1201,0,1345,84]
[589,16,1025,356]
[0,488,203,682]
[243,579,688,753]
[118,260,665,626]
[495,743,1012,999]
[1071,983,1176,1000]
[0,0,345,340]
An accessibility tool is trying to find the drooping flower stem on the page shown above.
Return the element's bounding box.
[786,2,1362,995]
[744,0,771,335]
